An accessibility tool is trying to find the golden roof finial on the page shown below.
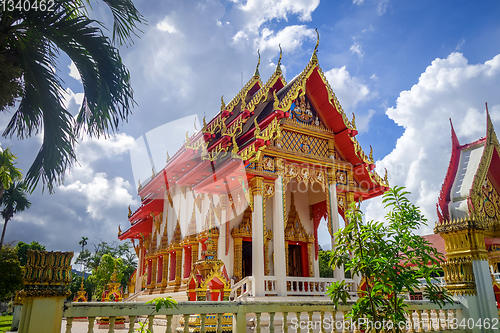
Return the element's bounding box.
[273,89,280,110]
[384,168,388,185]
[232,135,239,156]
[311,28,319,63]
[254,50,261,77]
[166,151,170,162]
[351,112,357,130]
[276,44,283,73]
[185,131,191,146]
[152,167,155,178]
[128,205,132,217]
[202,116,207,129]
[369,145,374,163]
[221,95,226,112]
[138,179,141,190]
[254,117,261,137]
[118,225,122,236]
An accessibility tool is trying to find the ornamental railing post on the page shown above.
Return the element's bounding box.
[18,250,73,333]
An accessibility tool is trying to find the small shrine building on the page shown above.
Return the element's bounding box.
[119,39,389,301]
[435,109,500,322]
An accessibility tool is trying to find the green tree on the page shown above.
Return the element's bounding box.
[0,0,144,192]
[327,186,452,333]
[68,273,94,301]
[0,246,23,301]
[318,249,334,278]
[14,241,45,266]
[0,182,31,248]
[0,147,22,200]
[76,240,136,296]
[88,253,125,300]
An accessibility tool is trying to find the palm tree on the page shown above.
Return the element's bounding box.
[0,0,145,192]
[0,182,31,249]
[0,147,22,200]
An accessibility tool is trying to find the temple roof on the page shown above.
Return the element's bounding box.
[124,42,390,232]
[437,108,500,223]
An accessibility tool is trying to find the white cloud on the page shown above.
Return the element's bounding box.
[233,30,249,44]
[238,0,320,31]
[61,87,84,113]
[350,41,363,58]
[324,66,370,110]
[64,133,135,182]
[157,16,178,33]
[353,0,364,4]
[355,109,376,133]
[61,173,138,221]
[255,25,316,53]
[377,0,390,15]
[68,61,81,82]
[365,52,500,234]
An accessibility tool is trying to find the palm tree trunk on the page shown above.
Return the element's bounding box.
[0,218,8,249]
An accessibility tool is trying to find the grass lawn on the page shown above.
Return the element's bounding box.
[0,315,12,332]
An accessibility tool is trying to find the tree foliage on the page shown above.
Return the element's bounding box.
[14,241,45,266]
[88,253,125,300]
[0,147,22,198]
[68,272,94,301]
[0,0,144,192]
[76,239,136,299]
[327,186,452,332]
[318,249,334,278]
[0,182,31,248]
[0,246,23,301]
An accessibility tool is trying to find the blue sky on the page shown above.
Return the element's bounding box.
[2,0,500,253]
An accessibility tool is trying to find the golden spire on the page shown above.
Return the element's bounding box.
[221,96,226,112]
[351,112,357,130]
[253,50,261,77]
[276,44,283,73]
[311,28,319,63]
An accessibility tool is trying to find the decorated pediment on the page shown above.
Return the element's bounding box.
[290,95,326,128]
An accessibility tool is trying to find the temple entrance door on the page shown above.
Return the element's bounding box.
[242,241,252,277]
[288,244,302,277]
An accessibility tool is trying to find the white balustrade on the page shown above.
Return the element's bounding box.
[229,276,253,299]
[62,300,464,333]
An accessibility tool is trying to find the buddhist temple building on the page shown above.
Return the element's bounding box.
[435,108,500,321]
[119,37,390,302]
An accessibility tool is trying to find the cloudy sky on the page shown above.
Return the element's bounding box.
[2,0,500,254]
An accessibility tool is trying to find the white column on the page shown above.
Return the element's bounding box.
[273,176,287,296]
[471,260,500,333]
[328,182,344,280]
[219,195,228,263]
[135,247,144,292]
[252,178,265,297]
